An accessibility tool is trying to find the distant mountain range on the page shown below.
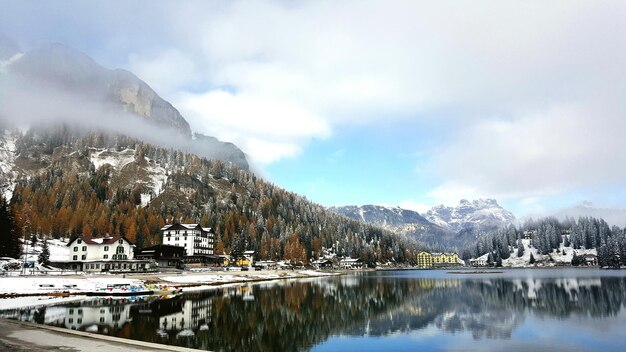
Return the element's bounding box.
[329,199,516,247]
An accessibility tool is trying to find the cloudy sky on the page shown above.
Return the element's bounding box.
[1,0,625,217]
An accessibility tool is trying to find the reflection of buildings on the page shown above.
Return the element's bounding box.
[43,300,133,332]
[159,298,212,332]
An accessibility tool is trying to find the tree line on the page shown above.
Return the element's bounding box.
[461,216,626,267]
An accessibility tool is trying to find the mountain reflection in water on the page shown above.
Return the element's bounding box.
[2,270,626,352]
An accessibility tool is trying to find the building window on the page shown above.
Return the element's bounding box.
[73,247,78,252]
[104,246,109,251]
[73,255,78,260]
[118,239,123,244]
[82,246,87,251]
[96,264,100,269]
[117,247,124,254]
[81,255,86,260]
[112,255,117,260]
[77,239,82,244]
[103,255,108,259]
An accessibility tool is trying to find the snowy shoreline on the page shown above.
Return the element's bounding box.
[0,269,341,309]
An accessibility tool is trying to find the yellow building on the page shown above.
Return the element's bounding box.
[417,251,433,268]
[417,251,459,268]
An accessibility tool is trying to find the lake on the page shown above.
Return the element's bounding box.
[2,269,626,351]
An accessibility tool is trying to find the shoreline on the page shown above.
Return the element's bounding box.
[0,269,344,308]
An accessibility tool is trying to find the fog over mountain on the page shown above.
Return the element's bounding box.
[553,202,626,228]
[0,40,248,170]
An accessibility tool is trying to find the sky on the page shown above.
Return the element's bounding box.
[1,0,625,217]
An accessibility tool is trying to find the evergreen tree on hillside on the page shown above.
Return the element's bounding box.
[0,195,21,258]
[517,240,525,257]
[529,253,535,265]
[38,237,50,266]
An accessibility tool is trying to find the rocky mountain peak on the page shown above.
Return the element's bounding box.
[425,198,515,234]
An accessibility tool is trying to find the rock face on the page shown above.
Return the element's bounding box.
[10,43,192,136]
[425,199,516,234]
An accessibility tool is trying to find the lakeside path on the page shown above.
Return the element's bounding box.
[0,319,203,352]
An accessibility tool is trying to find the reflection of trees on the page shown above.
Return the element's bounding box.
[355,276,626,341]
[3,275,626,351]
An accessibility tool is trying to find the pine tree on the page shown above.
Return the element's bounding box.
[517,241,525,257]
[529,253,535,265]
[0,195,21,258]
[38,237,50,266]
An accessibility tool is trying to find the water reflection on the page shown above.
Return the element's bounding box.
[2,271,626,351]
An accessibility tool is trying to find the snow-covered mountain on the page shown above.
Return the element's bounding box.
[329,205,432,227]
[425,199,516,235]
[329,205,455,246]
[330,200,516,247]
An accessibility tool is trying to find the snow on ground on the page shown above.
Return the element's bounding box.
[502,239,596,268]
[146,163,167,195]
[0,131,18,200]
[0,277,144,295]
[90,148,135,170]
[140,162,168,206]
[160,270,339,285]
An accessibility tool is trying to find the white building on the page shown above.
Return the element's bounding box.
[55,236,152,272]
[68,236,134,261]
[161,224,215,257]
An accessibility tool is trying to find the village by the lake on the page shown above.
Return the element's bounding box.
[2,1,626,351]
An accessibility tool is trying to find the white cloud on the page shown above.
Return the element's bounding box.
[398,200,431,214]
[2,0,626,209]
[428,102,626,205]
[176,89,329,164]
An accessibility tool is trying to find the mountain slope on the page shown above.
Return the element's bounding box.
[1,128,425,265]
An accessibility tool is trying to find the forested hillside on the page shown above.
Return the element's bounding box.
[462,216,626,267]
[1,125,426,266]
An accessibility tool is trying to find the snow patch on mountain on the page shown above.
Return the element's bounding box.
[90,148,135,170]
[426,199,515,234]
[0,131,18,200]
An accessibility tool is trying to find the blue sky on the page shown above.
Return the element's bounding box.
[1,0,626,217]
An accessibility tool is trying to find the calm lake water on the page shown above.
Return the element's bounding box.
[2,269,626,351]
